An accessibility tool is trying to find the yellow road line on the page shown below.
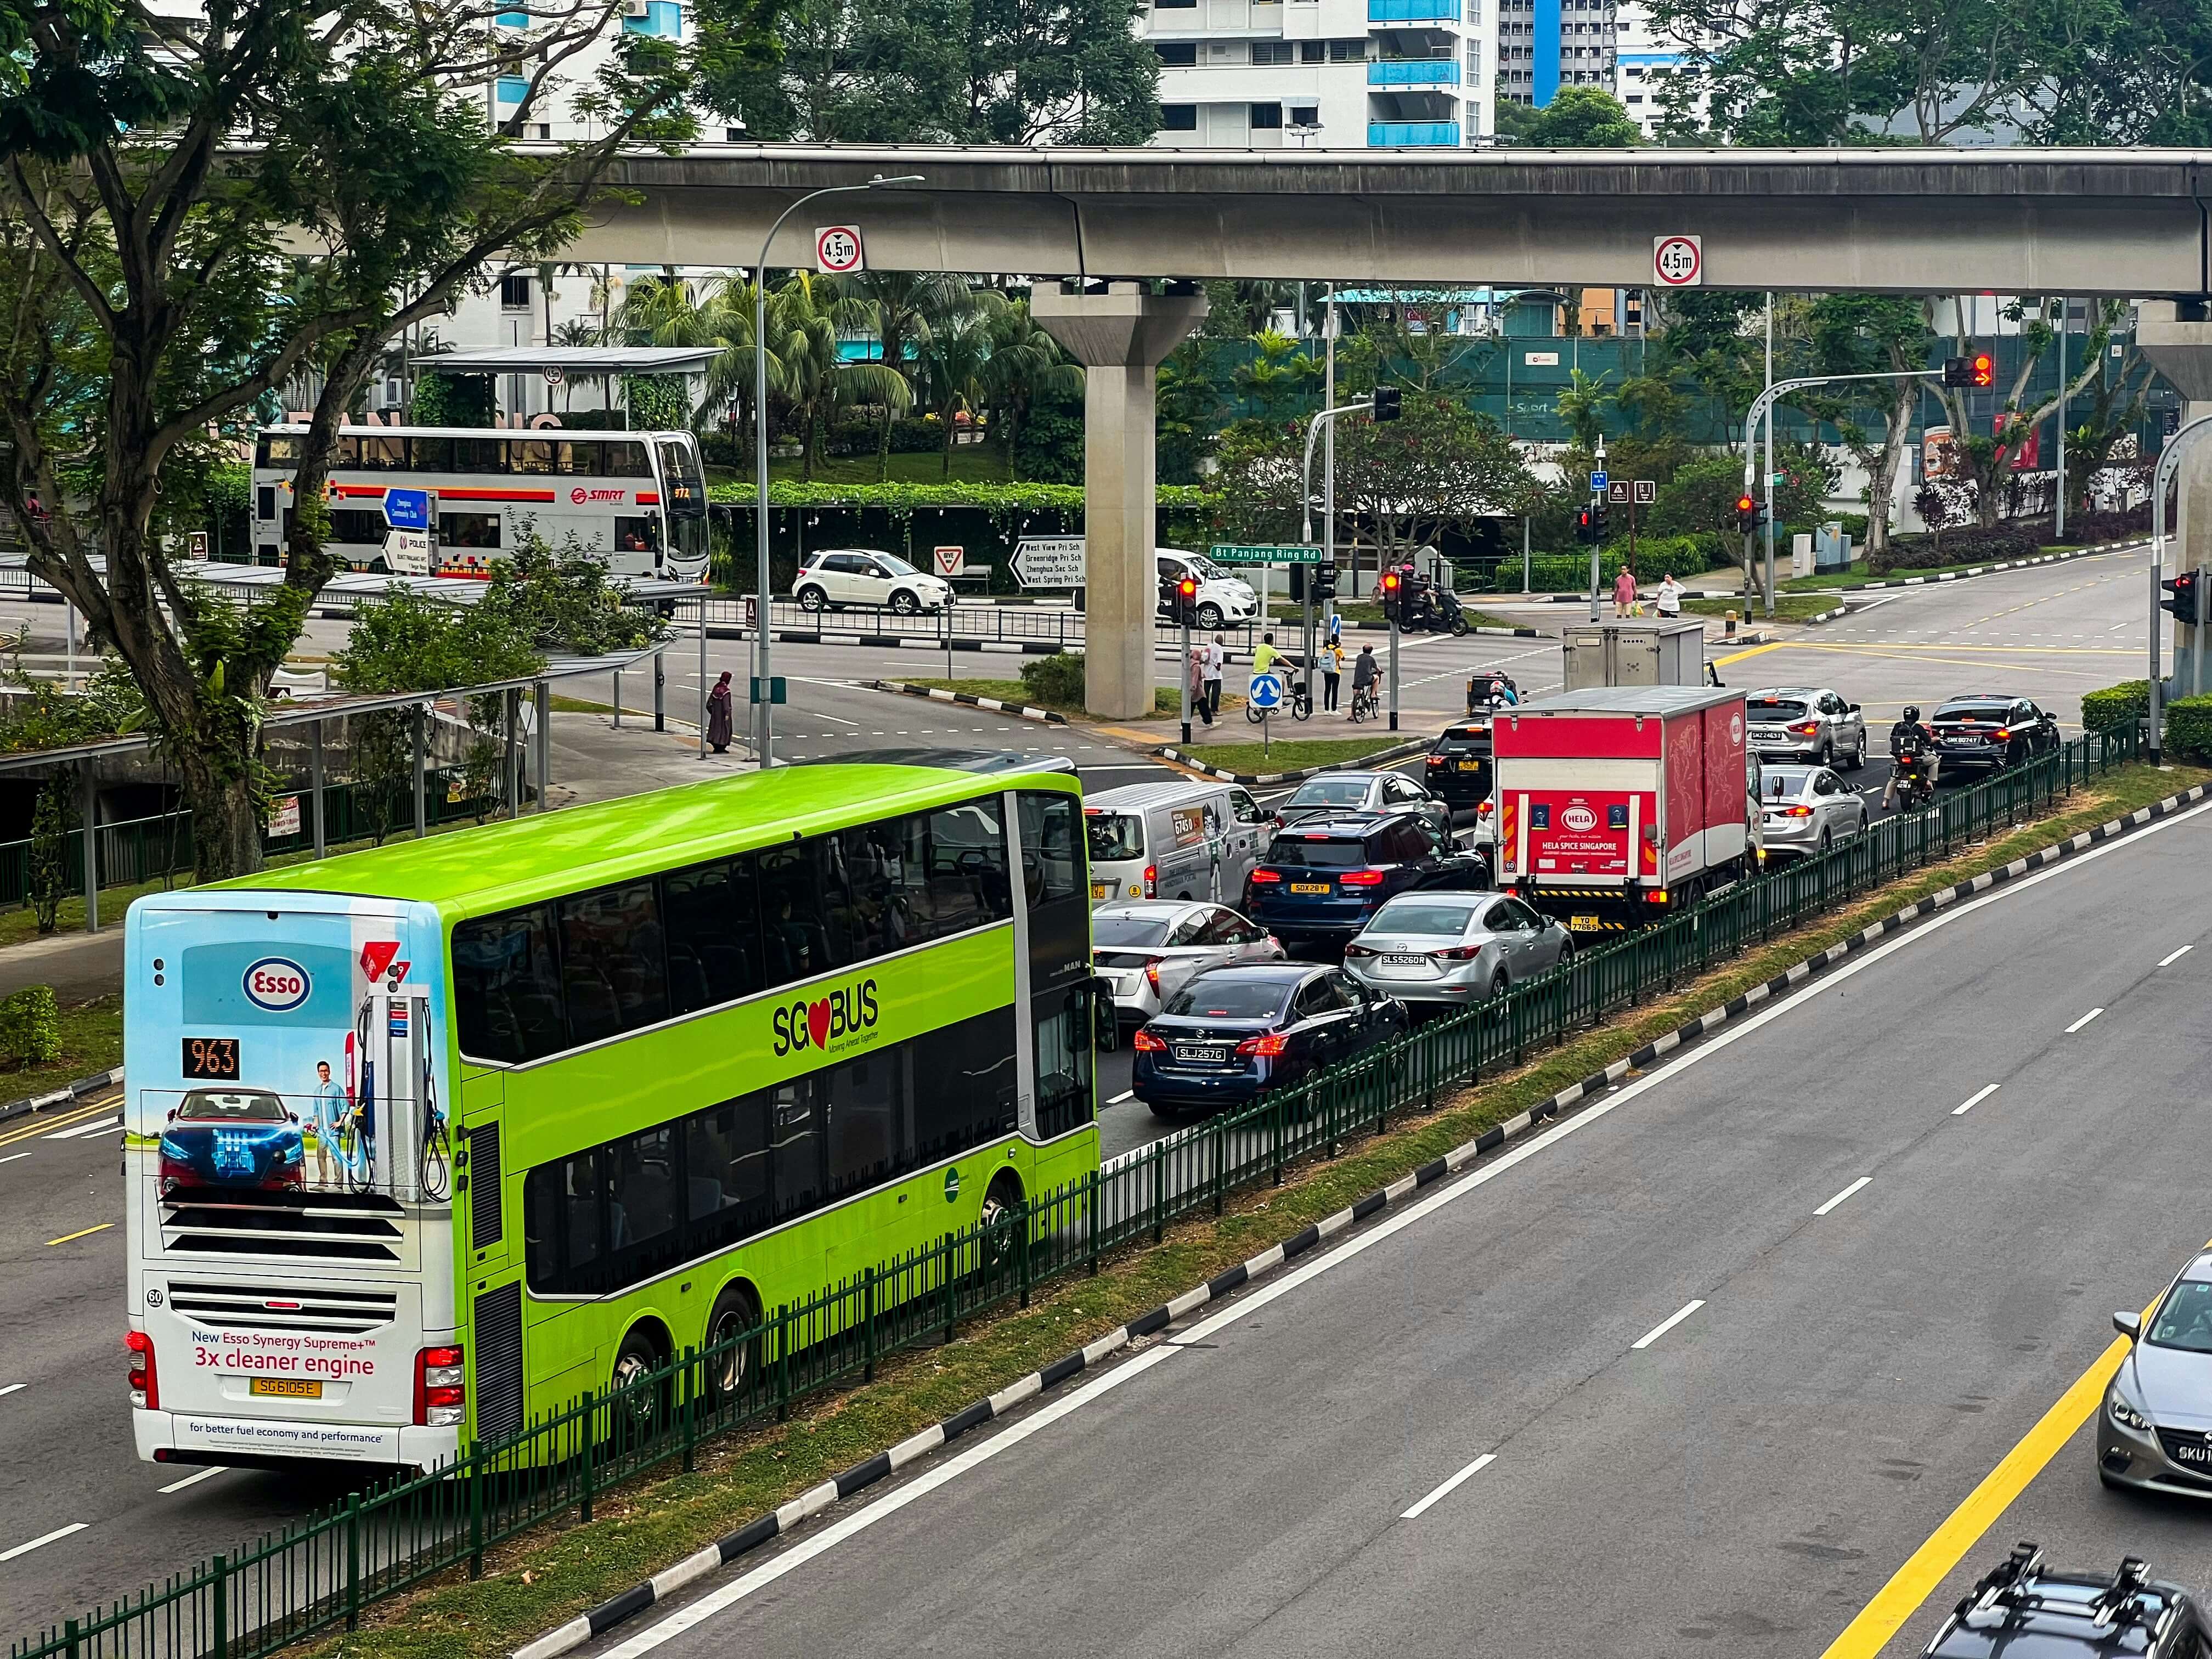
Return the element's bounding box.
[0,1094,120,1151]
[1714,641,1786,667]
[1796,643,2137,656]
[46,1223,112,1246]
[1819,1280,2177,1658]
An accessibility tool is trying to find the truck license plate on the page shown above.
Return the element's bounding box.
[250,1378,323,1398]
[1569,915,1603,933]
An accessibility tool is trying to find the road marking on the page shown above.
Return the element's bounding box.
[45,1116,119,1141]
[0,1523,87,1561]
[1951,1084,2000,1116]
[0,1384,23,1400]
[0,1151,30,1166]
[1714,641,1785,667]
[1108,1091,1134,1104]
[1631,1299,1705,1350]
[2159,944,2194,967]
[1401,1452,1496,1520]
[1813,1176,1872,1216]
[46,1223,111,1246]
[158,1467,227,1494]
[0,1098,119,1149]
[2063,1007,2103,1034]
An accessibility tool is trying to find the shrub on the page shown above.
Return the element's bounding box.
[0,984,61,1070]
[2082,679,2149,735]
[1019,653,1086,708]
[2056,505,2150,545]
[27,777,72,936]
[2165,693,2212,764]
[1871,525,2040,574]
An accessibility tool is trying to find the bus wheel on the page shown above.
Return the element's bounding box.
[609,1324,669,1442]
[704,1282,763,1404]
[979,1171,1025,1275]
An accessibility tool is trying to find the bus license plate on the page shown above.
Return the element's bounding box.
[1090,882,1110,900]
[1289,881,1330,894]
[250,1378,323,1399]
[1569,915,1603,932]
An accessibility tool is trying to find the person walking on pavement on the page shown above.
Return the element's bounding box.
[1613,565,1638,618]
[706,671,734,753]
[1188,646,1213,725]
[1654,572,1684,618]
[1202,634,1226,718]
[1321,639,1345,712]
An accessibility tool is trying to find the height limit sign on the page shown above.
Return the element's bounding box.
[1653,234,1703,287]
[815,225,865,275]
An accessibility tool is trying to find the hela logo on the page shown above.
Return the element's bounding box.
[242,956,312,1012]
[772,979,879,1057]
[1561,805,1599,832]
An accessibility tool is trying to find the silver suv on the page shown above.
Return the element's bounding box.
[1746,686,1867,770]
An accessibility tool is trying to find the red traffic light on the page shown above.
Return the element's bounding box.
[1177,577,1198,599]
[1735,494,1755,514]
[1380,570,1401,593]
[1971,353,1994,389]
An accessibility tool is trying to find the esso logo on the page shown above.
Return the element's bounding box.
[1561,805,1598,833]
[571,487,588,504]
[242,956,311,1013]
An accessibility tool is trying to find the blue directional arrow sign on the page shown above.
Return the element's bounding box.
[382,488,432,533]
[1589,470,1609,493]
[1247,671,1285,712]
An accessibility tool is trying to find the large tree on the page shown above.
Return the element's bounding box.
[0,0,772,878]
[1796,294,1936,560]
[1934,297,2118,528]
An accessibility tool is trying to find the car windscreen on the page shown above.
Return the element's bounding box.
[178,1091,287,1122]
[1186,555,1232,581]
[877,554,921,577]
[1287,778,1370,806]
[1936,704,2010,724]
[1368,902,1475,936]
[2149,1279,2212,1353]
[1267,836,1373,867]
[1092,913,1173,947]
[1085,812,1144,862]
[1760,769,1811,799]
[1164,978,1290,1019]
[1748,698,1809,719]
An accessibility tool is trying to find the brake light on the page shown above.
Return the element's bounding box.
[127,1329,157,1410]
[1778,805,1814,817]
[415,1344,465,1427]
[1476,799,1493,817]
[1235,1032,1290,1057]
[1994,728,2010,742]
[1249,868,1282,883]
[1426,755,1446,768]
[1340,870,1387,887]
[1142,865,1156,898]
[1433,944,1482,961]
[1343,943,1378,958]
[1787,720,1819,737]
[1645,888,1669,903]
[1132,1029,1167,1052]
[1143,957,1163,995]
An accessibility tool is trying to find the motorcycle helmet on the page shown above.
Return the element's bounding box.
[1902,706,1921,722]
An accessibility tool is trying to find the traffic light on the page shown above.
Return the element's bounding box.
[1379,567,1403,622]
[1734,493,1758,534]
[1942,353,1997,389]
[1372,386,1401,422]
[1175,574,1199,627]
[1575,506,1597,545]
[1313,562,1338,602]
[1594,501,1610,541]
[2162,570,2199,626]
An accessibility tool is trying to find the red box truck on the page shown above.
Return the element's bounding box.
[1491,685,1759,932]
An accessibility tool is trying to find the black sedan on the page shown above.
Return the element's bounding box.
[1422,720,1493,810]
[1274,771,1452,842]
[1929,695,2061,772]
[1131,962,1408,1119]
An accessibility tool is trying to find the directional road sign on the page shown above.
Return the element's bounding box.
[382,488,432,532]
[1011,536,1085,588]
[1209,543,1323,566]
[1589,470,1608,493]
[1246,671,1285,712]
[383,529,432,575]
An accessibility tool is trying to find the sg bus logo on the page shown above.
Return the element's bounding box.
[242,956,312,1013]
[772,979,878,1056]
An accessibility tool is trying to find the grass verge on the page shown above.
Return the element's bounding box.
[281,764,2204,1659]
[0,995,122,1099]
[1779,540,2136,591]
[1683,595,1842,624]
[1171,736,1413,774]
[888,676,1184,721]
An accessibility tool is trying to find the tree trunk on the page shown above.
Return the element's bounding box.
[174,745,266,882]
[1864,381,1916,559]
[940,407,955,478]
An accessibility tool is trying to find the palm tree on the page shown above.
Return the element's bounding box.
[981,301,1082,479]
[912,300,1004,478]
[845,272,974,479]
[769,273,912,480]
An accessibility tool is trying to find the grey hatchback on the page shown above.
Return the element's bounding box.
[1341,891,1571,1006]
[2098,1251,2212,1497]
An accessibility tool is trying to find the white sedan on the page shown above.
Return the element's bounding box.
[1091,900,1284,1026]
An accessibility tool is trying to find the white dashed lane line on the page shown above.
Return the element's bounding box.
[1630,1299,1705,1351]
[0,1522,87,1561]
[2159,944,2194,967]
[1401,1452,1497,1520]
[2063,1007,2104,1034]
[1953,1084,2001,1117]
[1813,1176,1872,1217]
[157,1467,227,1495]
[0,1383,23,1400]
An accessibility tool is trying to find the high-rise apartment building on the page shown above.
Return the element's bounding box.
[1493,0,1615,108]
[1611,1,1703,134]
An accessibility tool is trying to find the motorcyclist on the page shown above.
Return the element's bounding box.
[1881,705,1942,809]
[1468,671,1519,713]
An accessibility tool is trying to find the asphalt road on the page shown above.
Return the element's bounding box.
[568,775,2212,1659]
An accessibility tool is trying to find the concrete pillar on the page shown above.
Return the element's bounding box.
[2138,304,2212,696]
[1032,284,1208,720]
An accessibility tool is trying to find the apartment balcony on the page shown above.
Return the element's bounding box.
[1367,0,1462,22]
[1369,57,1459,83]
[1368,120,1461,144]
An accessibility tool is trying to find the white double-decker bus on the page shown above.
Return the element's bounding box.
[250,425,710,582]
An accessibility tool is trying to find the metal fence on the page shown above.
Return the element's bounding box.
[713,593,1276,655]
[6,723,2141,1659]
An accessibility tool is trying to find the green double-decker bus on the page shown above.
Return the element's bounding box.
[123,764,1098,1470]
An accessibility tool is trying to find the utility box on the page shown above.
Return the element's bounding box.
[1791,533,1814,578]
[1815,522,1854,569]
[1560,618,1708,690]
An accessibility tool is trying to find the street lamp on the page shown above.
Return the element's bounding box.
[751,173,924,766]
[1588,433,1607,621]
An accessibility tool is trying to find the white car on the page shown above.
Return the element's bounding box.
[792,549,953,615]
[1090,899,1284,1026]
[1156,549,1258,630]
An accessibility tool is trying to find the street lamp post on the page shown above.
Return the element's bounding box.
[1588,433,1607,622]
[751,174,923,766]
[1303,393,1374,691]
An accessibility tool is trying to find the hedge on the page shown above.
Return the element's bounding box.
[2082,680,2149,735]
[1871,524,2042,573]
[2165,694,2212,764]
[0,984,60,1069]
[1492,539,1716,592]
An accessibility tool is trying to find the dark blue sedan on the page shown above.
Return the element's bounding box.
[1242,810,1491,952]
[1131,962,1408,1120]
[157,1088,306,1195]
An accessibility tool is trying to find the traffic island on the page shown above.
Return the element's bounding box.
[1150,736,1431,785]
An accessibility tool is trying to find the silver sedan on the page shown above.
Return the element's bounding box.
[1757,764,1869,860]
[1091,900,1284,1026]
[1341,891,1572,1006]
[2101,1251,2212,1498]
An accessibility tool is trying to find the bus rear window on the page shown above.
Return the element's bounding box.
[257,434,301,467]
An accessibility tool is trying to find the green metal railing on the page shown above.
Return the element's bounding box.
[5,724,2140,1659]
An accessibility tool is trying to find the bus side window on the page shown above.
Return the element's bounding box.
[614,516,658,553]
[822,1050,901,1201]
[910,1008,1018,1165]
[607,1125,679,1277]
[454,905,566,1063]
[607,441,651,478]
[511,438,555,475]
[663,857,762,1013]
[409,436,455,472]
[1018,792,1082,907]
[521,1151,606,1293]
[768,1081,820,1221]
[758,842,840,982]
[684,1097,771,1250]
[455,437,504,473]
[556,881,669,1041]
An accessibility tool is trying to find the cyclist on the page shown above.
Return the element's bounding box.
[1351,643,1381,719]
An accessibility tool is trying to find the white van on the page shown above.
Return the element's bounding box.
[1084,780,1272,906]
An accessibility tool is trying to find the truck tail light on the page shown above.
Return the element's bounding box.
[415,1344,464,1427]
[1235,1032,1290,1057]
[127,1330,157,1410]
[1142,865,1156,898]
[1645,888,1669,904]
[1340,870,1387,887]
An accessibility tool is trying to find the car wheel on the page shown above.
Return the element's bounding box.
[796,584,828,612]
[1819,827,1832,854]
[1844,737,1864,770]
[1147,1101,1182,1123]
[1819,740,1834,770]
[1197,602,1224,630]
[1857,809,1869,836]
[889,589,921,616]
[1488,968,1508,1001]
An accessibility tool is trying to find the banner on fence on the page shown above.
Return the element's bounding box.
[266,795,300,838]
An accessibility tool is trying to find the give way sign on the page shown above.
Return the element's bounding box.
[1652,234,1702,287]
[815,225,865,275]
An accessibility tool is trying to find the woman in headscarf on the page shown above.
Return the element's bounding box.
[707,671,734,753]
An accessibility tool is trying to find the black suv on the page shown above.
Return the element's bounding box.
[1930,694,2061,773]
[1923,1544,2212,1657]
[1423,720,1494,810]
[1242,809,1489,950]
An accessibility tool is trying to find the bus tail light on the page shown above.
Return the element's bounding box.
[1142,865,1157,898]
[127,1330,157,1410]
[415,1344,464,1427]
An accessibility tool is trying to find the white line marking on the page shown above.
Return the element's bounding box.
[0,1523,86,1561]
[44,1116,119,1141]
[2160,944,2194,967]
[1813,1176,1872,1217]
[0,1152,31,1166]
[0,1384,23,1399]
[1952,1084,2001,1116]
[593,789,2212,1655]
[158,1467,226,1494]
[1107,1091,1133,1105]
[1401,1452,1496,1520]
[1630,1299,1705,1351]
[2063,1007,2104,1034]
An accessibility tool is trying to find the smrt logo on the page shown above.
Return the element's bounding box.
[242,956,311,1013]
[772,979,878,1057]
[570,487,627,504]
[1560,805,1598,832]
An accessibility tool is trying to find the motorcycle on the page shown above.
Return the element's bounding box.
[1400,583,1471,636]
[1891,751,1935,812]
[1466,672,1519,716]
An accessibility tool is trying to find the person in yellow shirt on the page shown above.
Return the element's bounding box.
[1250,633,1284,675]
[1321,640,1346,712]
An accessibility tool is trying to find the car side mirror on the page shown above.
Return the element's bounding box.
[1848,703,1861,714]
[2114,1310,2143,1340]
[166,1108,177,1122]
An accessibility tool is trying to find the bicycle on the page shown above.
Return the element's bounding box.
[1349,682,1381,724]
